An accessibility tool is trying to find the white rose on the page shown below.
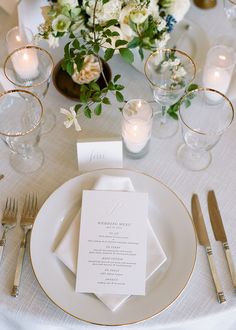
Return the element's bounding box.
[84,0,121,25]
[166,0,190,22]
[58,0,78,8]
[119,4,137,41]
[130,8,148,24]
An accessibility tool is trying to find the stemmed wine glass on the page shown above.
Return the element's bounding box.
[177,88,234,171]
[144,48,196,139]
[0,90,44,173]
[4,45,55,134]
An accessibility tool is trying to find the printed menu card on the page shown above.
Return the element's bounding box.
[76,190,148,295]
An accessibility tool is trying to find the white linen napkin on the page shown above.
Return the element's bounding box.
[55,175,167,311]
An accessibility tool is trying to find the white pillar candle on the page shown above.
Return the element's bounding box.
[202,45,235,102]
[12,48,39,80]
[122,99,153,154]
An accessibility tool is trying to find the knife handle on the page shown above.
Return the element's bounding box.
[206,246,226,304]
[223,242,236,288]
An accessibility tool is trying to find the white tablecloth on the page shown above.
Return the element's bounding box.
[1,1,236,329]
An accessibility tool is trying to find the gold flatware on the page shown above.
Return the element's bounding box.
[191,194,226,304]
[208,190,236,288]
[0,198,18,264]
[11,193,38,297]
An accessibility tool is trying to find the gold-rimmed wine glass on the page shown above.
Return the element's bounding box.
[144,48,196,139]
[0,89,44,173]
[4,45,55,134]
[177,88,234,171]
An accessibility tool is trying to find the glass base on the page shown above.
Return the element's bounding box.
[153,112,179,139]
[123,140,150,159]
[177,144,212,171]
[41,109,56,135]
[10,148,44,173]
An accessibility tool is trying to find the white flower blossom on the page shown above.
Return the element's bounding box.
[130,8,149,24]
[52,14,71,32]
[72,55,101,85]
[60,107,81,131]
[84,0,121,25]
[167,0,190,22]
[119,4,137,41]
[58,0,78,9]
[47,34,60,48]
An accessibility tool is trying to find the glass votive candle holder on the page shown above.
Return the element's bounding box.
[122,99,153,159]
[6,26,34,54]
[202,45,235,102]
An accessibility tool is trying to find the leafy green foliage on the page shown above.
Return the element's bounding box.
[167,83,198,120]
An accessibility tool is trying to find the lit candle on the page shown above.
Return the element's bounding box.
[202,45,235,102]
[202,67,231,101]
[11,48,39,80]
[122,99,153,155]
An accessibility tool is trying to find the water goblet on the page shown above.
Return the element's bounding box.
[4,46,55,134]
[224,0,236,26]
[144,48,196,139]
[177,88,234,171]
[0,90,44,173]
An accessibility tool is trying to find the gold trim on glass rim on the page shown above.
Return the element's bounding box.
[3,45,54,89]
[144,48,196,91]
[0,89,44,137]
[178,87,234,136]
[29,167,197,327]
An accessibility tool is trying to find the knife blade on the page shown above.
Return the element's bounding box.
[191,194,226,303]
[208,190,236,288]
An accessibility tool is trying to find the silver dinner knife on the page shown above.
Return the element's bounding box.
[208,190,236,288]
[191,194,226,303]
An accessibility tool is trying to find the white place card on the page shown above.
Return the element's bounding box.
[76,138,123,173]
[76,190,148,295]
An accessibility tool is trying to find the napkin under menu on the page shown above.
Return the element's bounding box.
[55,175,167,311]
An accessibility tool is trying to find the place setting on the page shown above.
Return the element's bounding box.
[1,1,236,330]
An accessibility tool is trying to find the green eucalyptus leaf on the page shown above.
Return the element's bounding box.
[104,48,115,61]
[116,91,124,102]
[90,81,100,91]
[127,37,140,49]
[102,97,111,105]
[187,83,198,92]
[84,106,92,118]
[94,103,102,115]
[119,48,134,64]
[66,61,74,76]
[113,74,121,82]
[115,39,128,48]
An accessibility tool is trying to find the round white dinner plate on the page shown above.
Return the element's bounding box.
[30,168,197,326]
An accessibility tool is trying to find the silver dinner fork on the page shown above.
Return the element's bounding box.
[11,193,38,297]
[0,198,18,264]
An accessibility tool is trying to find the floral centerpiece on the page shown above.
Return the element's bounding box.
[38,0,190,130]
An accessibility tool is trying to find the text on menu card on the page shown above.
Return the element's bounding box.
[76,190,148,295]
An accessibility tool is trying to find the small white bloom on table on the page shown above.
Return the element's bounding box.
[60,106,82,131]
[52,14,71,33]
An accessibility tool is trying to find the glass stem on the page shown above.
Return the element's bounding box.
[160,105,167,125]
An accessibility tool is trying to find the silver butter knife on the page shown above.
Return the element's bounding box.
[191,193,226,303]
[208,190,236,288]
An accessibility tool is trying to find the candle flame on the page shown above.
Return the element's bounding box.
[23,52,29,61]
[137,100,142,108]
[214,71,220,78]
[219,55,226,61]
[16,35,21,42]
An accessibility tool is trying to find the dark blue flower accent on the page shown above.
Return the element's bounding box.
[166,15,177,33]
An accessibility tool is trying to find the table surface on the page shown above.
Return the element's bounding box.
[1,1,236,330]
